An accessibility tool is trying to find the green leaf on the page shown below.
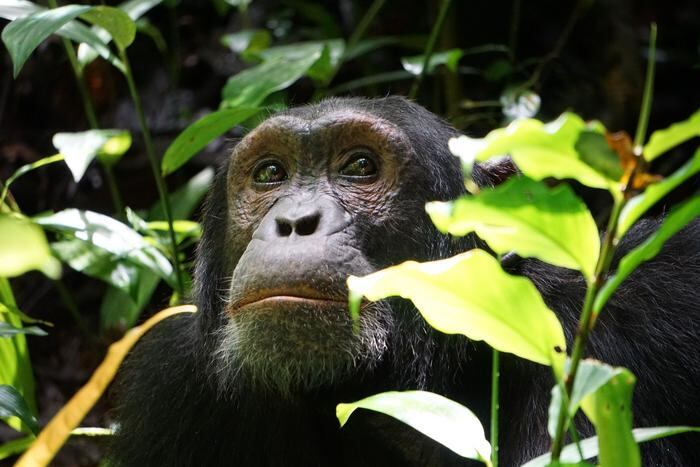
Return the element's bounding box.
[53,130,131,181]
[80,6,135,51]
[449,114,618,191]
[221,46,324,107]
[0,385,38,435]
[348,249,566,369]
[77,0,162,68]
[0,279,36,434]
[426,177,600,281]
[221,29,271,60]
[596,196,700,313]
[0,435,33,461]
[523,426,700,467]
[401,49,463,75]
[580,368,639,467]
[51,239,141,300]
[575,130,624,181]
[0,322,47,338]
[617,148,700,238]
[644,109,700,161]
[337,391,491,462]
[548,360,621,437]
[0,215,61,279]
[34,209,176,289]
[1,4,92,77]
[161,107,259,175]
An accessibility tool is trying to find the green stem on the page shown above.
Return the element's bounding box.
[346,0,387,54]
[52,279,90,338]
[634,23,657,151]
[550,197,625,459]
[120,50,184,297]
[490,349,500,467]
[408,0,452,100]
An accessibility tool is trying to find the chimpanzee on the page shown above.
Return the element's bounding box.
[110,97,700,466]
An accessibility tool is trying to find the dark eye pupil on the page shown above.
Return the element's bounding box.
[341,155,377,177]
[254,162,287,184]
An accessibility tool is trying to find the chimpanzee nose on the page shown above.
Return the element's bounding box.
[275,210,320,237]
[253,194,351,241]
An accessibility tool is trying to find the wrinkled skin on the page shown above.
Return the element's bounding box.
[110,97,700,467]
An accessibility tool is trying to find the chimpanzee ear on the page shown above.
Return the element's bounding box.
[474,156,520,187]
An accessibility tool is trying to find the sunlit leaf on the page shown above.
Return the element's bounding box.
[401,49,463,75]
[161,107,259,175]
[523,426,700,467]
[427,177,599,281]
[51,239,141,300]
[0,279,36,434]
[348,249,566,370]
[596,196,700,314]
[0,322,47,338]
[1,4,92,77]
[0,1,124,72]
[80,6,135,51]
[34,209,176,289]
[221,29,272,60]
[580,368,639,467]
[0,215,60,279]
[449,114,618,191]
[77,0,162,67]
[0,385,39,435]
[337,391,491,462]
[644,109,700,161]
[53,130,131,182]
[14,305,196,467]
[548,360,620,437]
[221,47,324,107]
[617,148,700,238]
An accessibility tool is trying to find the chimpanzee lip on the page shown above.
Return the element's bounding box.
[230,286,348,312]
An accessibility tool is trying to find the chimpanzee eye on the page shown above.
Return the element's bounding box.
[339,151,378,178]
[253,160,287,184]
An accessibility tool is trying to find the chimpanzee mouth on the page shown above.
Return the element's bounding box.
[229,286,349,313]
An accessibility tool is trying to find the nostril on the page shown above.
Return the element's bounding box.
[296,214,320,236]
[276,220,293,237]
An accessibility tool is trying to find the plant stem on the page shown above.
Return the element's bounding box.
[346,0,386,54]
[634,23,657,150]
[408,0,452,100]
[550,197,625,459]
[120,50,184,297]
[490,349,500,467]
[53,279,90,338]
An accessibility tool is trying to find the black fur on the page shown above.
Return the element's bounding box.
[110,97,700,466]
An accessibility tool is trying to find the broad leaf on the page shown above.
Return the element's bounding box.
[427,177,599,281]
[0,215,61,279]
[596,196,700,313]
[401,49,463,75]
[161,107,259,175]
[0,322,47,338]
[221,48,324,107]
[34,209,176,289]
[348,249,566,369]
[0,435,33,461]
[449,114,618,191]
[257,40,345,82]
[0,279,36,434]
[51,239,141,300]
[548,360,621,437]
[617,149,700,238]
[221,29,271,60]
[0,385,38,435]
[80,6,135,51]
[337,391,491,463]
[580,369,639,467]
[77,0,162,67]
[644,109,700,161]
[522,426,700,467]
[1,4,92,77]
[53,130,131,181]
[0,1,123,72]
